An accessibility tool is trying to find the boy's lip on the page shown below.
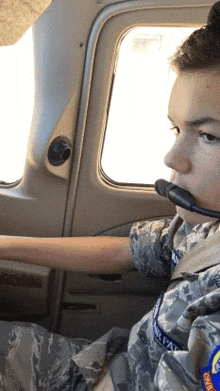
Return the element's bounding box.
[170,175,189,193]
[171,181,187,192]
[171,181,196,199]
[172,182,199,206]
[170,174,192,194]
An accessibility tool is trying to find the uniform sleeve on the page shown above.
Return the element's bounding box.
[129,218,172,278]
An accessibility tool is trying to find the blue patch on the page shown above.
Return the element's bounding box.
[200,346,220,390]
[214,278,220,288]
[171,249,180,267]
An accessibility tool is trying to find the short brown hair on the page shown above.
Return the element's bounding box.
[170,23,220,72]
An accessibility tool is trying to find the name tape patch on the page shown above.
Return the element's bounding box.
[153,293,182,352]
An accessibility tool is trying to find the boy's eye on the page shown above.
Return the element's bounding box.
[198,131,220,143]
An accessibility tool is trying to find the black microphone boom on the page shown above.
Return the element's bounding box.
[154,179,220,219]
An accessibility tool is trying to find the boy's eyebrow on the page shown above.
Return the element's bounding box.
[167,116,220,127]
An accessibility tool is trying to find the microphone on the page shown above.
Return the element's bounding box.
[155,179,220,219]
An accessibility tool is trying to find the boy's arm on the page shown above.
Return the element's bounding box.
[0,235,134,274]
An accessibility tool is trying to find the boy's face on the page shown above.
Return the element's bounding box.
[165,68,220,226]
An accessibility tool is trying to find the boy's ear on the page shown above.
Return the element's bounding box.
[0,0,52,46]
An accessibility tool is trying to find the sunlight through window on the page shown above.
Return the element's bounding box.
[101,27,196,185]
[0,27,34,183]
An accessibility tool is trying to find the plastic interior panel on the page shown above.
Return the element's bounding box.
[59,295,158,340]
[0,260,51,317]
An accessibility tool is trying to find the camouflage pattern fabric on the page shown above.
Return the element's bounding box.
[0,321,92,390]
[0,321,129,390]
[125,264,220,390]
[108,216,220,390]
[130,216,220,279]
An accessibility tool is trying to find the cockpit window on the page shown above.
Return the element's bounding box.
[0,27,34,184]
[101,26,196,185]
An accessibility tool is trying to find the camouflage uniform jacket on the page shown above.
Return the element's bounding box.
[119,216,220,391]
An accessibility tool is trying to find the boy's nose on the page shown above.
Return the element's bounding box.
[164,138,192,174]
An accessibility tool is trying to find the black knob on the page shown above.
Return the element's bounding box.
[48,136,72,166]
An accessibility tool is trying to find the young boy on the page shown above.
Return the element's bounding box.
[2,3,220,390]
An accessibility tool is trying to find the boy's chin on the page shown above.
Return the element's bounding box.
[176,206,217,227]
